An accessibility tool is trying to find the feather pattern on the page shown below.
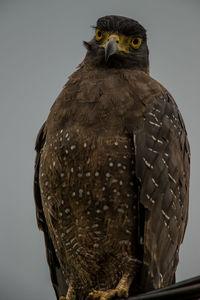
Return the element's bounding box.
[134,92,190,292]
[33,15,190,300]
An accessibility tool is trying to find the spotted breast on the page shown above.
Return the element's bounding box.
[37,65,189,298]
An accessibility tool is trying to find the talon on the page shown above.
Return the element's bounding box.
[59,297,66,300]
[85,296,93,300]
[87,289,119,300]
[87,290,100,300]
[86,272,132,300]
[86,293,97,300]
[118,289,128,298]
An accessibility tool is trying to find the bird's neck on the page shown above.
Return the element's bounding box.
[83,52,149,74]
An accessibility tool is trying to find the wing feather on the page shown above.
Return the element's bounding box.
[34,123,68,299]
[134,92,190,292]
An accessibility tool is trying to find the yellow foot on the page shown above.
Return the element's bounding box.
[87,287,129,300]
[59,297,66,300]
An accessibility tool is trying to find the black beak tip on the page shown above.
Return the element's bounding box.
[104,39,118,63]
[105,52,109,63]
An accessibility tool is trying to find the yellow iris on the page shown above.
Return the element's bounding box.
[95,28,142,52]
[96,29,103,41]
[130,37,142,49]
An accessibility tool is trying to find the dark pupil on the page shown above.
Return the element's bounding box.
[133,38,139,45]
[98,31,102,37]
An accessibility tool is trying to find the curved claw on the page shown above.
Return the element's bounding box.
[86,288,128,300]
[85,295,93,300]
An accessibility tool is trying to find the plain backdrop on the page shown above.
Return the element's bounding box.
[0,1,200,299]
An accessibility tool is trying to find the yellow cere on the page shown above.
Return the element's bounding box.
[95,29,142,53]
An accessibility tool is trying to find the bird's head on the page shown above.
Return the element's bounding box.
[84,15,149,72]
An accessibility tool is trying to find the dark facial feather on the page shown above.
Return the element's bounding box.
[84,15,149,72]
[96,15,147,40]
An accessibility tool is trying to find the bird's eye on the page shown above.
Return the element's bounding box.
[130,37,142,49]
[96,29,103,41]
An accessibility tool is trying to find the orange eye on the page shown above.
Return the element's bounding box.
[130,37,142,49]
[96,29,103,41]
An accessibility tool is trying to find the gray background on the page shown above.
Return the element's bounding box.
[0,0,200,299]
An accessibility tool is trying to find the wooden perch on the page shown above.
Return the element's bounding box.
[127,275,200,299]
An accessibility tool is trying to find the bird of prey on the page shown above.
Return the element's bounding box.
[34,15,190,300]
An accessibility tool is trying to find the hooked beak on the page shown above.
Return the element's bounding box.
[105,37,119,62]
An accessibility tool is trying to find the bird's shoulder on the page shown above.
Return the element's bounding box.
[45,65,168,134]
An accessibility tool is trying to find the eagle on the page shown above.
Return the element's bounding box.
[34,15,190,300]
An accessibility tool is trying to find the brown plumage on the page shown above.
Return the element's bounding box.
[34,15,190,300]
